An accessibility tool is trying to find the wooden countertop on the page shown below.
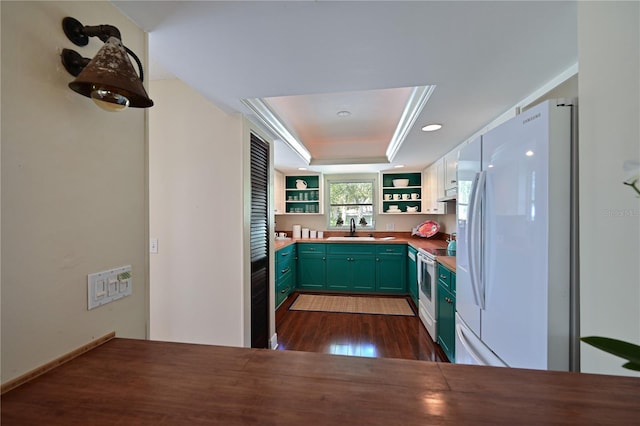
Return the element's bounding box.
[2,338,639,425]
[437,256,456,272]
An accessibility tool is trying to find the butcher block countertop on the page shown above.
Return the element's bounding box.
[437,255,456,272]
[2,338,639,425]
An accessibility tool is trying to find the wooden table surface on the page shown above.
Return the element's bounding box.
[2,338,639,425]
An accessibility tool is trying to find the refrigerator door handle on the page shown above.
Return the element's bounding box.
[475,170,486,309]
[456,321,507,367]
[455,321,485,365]
[467,171,486,309]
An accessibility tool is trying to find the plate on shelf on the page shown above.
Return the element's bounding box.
[412,220,440,238]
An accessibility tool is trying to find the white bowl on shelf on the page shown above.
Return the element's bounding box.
[392,178,409,187]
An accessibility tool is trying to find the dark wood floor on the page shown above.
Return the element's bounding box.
[276,292,449,362]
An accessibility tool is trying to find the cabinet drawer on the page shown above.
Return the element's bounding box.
[276,272,293,308]
[275,244,297,267]
[276,244,295,261]
[326,243,375,255]
[376,244,406,255]
[297,243,326,254]
[437,263,452,290]
[276,262,294,281]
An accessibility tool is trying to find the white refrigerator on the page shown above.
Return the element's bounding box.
[455,100,573,371]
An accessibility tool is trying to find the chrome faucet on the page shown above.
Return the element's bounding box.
[349,218,356,237]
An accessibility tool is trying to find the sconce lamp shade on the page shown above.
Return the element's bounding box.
[68,36,153,109]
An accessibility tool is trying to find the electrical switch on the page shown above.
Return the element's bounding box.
[108,278,118,296]
[95,279,107,298]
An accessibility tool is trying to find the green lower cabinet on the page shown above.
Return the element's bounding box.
[276,270,293,308]
[297,254,326,289]
[326,255,376,291]
[375,245,407,293]
[350,256,377,291]
[325,256,351,290]
[293,243,412,295]
[275,245,297,308]
[437,282,456,362]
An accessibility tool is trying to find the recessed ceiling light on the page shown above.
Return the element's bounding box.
[525,150,534,157]
[394,164,405,168]
[298,167,308,171]
[336,110,351,118]
[421,123,442,132]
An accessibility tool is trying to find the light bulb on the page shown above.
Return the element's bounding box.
[90,88,130,112]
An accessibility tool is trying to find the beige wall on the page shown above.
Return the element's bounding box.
[1,1,148,383]
[148,79,250,346]
[578,2,640,376]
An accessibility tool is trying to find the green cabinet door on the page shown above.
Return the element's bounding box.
[437,282,456,362]
[326,256,351,290]
[375,245,407,293]
[350,255,376,292]
[326,255,375,291]
[407,246,418,305]
[297,253,326,289]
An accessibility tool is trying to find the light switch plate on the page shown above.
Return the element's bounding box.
[88,265,132,310]
[150,238,158,254]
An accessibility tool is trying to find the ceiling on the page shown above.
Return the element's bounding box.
[114,1,578,174]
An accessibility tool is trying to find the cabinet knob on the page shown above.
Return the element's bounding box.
[281,267,290,274]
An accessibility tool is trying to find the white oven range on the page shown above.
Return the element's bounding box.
[416,248,449,342]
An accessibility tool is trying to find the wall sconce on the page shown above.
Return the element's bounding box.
[60,17,153,111]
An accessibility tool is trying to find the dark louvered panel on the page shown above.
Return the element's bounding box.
[250,132,269,349]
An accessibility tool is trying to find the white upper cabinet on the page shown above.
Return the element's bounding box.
[423,161,447,215]
[443,148,459,195]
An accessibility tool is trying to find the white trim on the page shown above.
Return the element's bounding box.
[241,98,312,164]
[386,85,436,162]
[269,333,278,350]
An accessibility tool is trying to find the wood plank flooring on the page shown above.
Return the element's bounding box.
[276,292,449,362]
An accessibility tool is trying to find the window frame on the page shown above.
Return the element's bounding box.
[326,177,376,230]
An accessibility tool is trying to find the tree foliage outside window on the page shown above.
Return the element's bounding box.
[328,180,375,229]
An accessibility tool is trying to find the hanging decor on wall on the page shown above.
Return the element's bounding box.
[60,17,153,111]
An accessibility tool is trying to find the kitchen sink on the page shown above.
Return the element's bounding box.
[326,236,376,241]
